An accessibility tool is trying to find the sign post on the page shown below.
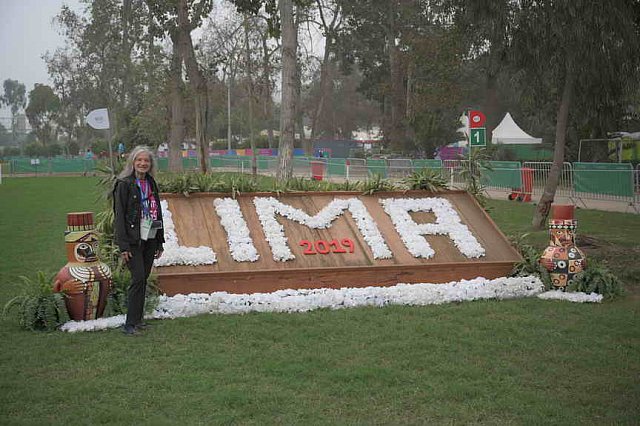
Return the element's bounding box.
[468,110,486,147]
[470,128,486,147]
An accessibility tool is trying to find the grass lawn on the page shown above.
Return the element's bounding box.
[0,177,638,424]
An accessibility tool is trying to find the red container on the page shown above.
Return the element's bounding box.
[310,161,324,181]
[508,167,533,202]
[552,204,575,220]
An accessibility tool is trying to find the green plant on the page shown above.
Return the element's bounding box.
[567,262,624,299]
[222,173,259,197]
[3,272,69,331]
[402,168,448,192]
[458,148,492,208]
[334,179,363,192]
[102,266,130,316]
[509,233,552,288]
[103,266,160,316]
[362,174,396,195]
[157,172,200,195]
[283,177,319,192]
[510,242,552,290]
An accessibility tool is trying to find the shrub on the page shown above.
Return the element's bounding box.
[567,262,624,300]
[362,174,396,195]
[403,168,448,192]
[510,241,552,290]
[3,272,69,331]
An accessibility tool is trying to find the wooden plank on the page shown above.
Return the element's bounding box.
[157,262,516,296]
[156,191,522,294]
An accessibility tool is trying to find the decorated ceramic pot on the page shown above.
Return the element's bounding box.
[53,212,112,320]
[539,205,586,290]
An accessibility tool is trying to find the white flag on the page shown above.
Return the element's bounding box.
[85,108,110,130]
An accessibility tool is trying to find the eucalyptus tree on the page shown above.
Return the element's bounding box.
[338,0,441,153]
[49,0,166,152]
[511,0,640,228]
[198,7,245,150]
[447,0,517,134]
[146,0,215,173]
[0,79,27,143]
[25,84,61,148]
[308,0,342,140]
[231,0,301,180]
[277,0,298,179]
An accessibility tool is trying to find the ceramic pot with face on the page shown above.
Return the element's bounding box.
[53,212,112,320]
[539,205,586,290]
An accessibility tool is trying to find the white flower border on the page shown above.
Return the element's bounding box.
[154,200,217,267]
[537,290,603,303]
[59,277,605,333]
[253,197,392,261]
[213,198,260,262]
[380,197,485,258]
[61,275,545,332]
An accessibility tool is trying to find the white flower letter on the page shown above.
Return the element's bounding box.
[213,198,259,262]
[253,197,393,262]
[154,200,217,267]
[380,197,485,258]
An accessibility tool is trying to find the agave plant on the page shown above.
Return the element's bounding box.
[458,148,492,208]
[334,179,363,192]
[403,168,448,192]
[362,174,396,195]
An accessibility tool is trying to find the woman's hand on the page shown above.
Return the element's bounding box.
[121,251,132,264]
[154,249,164,259]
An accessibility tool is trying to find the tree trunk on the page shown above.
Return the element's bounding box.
[244,16,257,178]
[532,71,574,229]
[277,0,297,181]
[260,35,274,149]
[177,0,208,173]
[168,40,185,172]
[386,2,407,154]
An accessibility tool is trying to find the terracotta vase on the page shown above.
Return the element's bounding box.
[539,205,586,290]
[53,212,112,320]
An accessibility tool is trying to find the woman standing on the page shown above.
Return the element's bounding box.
[114,146,164,335]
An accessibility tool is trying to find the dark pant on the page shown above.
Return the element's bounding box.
[125,238,158,327]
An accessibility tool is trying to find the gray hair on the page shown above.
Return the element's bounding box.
[118,145,157,179]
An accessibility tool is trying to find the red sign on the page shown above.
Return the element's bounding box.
[299,239,355,255]
[469,110,486,128]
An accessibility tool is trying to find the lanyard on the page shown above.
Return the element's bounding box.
[135,178,152,218]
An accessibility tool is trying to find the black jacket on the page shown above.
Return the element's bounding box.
[113,173,165,252]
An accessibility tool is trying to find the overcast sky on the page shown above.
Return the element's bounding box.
[0,0,83,117]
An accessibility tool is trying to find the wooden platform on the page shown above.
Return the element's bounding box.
[155,190,522,295]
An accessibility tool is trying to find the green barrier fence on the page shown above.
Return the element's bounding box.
[481,161,522,189]
[366,159,387,177]
[412,159,443,170]
[157,157,169,170]
[573,162,634,197]
[156,157,201,171]
[7,157,97,174]
[327,158,347,177]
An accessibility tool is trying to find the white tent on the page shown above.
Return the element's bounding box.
[491,113,542,144]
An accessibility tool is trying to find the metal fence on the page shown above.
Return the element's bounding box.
[522,161,574,198]
[3,155,639,211]
[636,164,640,205]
